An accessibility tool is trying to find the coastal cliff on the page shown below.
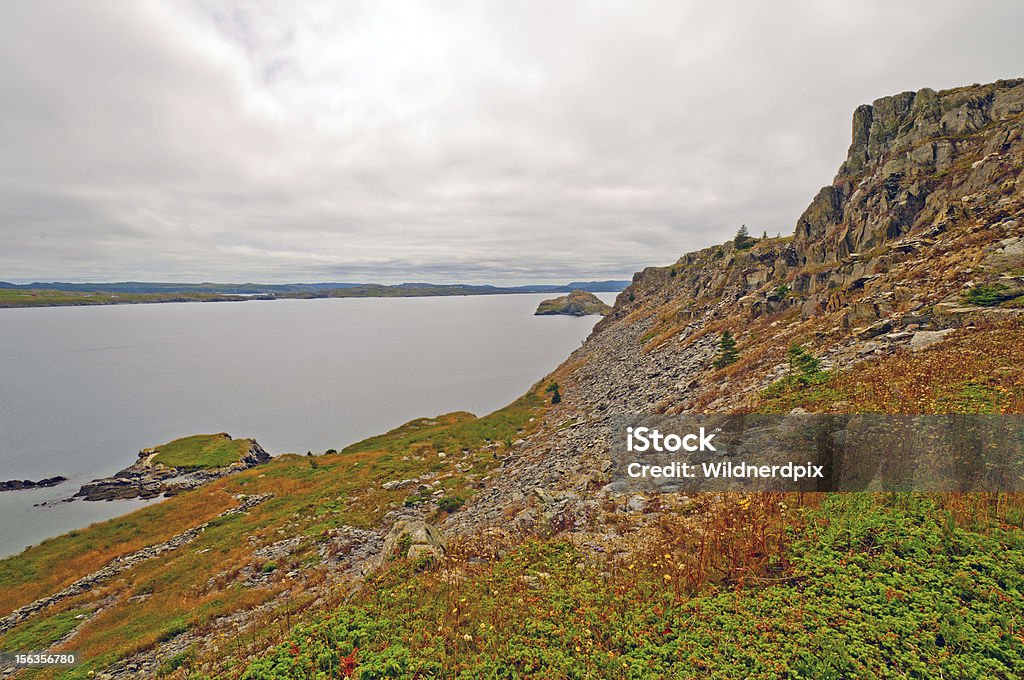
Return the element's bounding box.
[452,78,1024,532]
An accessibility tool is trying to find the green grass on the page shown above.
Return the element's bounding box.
[937,381,1010,414]
[149,434,251,470]
[0,609,87,652]
[241,495,1024,679]
[342,392,542,459]
[759,370,842,413]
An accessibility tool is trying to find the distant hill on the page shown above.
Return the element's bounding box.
[0,279,629,296]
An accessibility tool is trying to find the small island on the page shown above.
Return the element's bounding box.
[73,433,270,501]
[535,289,612,317]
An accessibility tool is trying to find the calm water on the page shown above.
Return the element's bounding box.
[0,293,612,557]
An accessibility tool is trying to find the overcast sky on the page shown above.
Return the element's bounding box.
[1,1,1022,284]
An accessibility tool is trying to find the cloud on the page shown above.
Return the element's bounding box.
[1,0,1022,284]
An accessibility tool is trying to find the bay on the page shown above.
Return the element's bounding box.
[0,293,613,557]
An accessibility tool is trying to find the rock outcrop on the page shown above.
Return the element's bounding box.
[448,77,1024,535]
[382,518,446,560]
[0,476,66,492]
[535,290,612,316]
[73,436,270,501]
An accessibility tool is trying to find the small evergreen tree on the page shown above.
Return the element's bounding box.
[545,381,562,404]
[713,330,739,369]
[733,224,755,250]
[787,343,823,385]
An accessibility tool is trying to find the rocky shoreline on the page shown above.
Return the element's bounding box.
[0,476,67,492]
[71,437,270,502]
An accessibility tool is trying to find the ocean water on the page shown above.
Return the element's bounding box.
[0,293,613,557]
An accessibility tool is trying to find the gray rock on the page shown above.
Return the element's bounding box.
[909,329,955,351]
[382,519,446,560]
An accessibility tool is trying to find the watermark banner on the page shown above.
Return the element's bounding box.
[609,414,1024,493]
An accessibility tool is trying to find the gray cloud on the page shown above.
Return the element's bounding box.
[1,0,1022,284]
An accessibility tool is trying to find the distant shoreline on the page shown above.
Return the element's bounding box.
[0,281,629,309]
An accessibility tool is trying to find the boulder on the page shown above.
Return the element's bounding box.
[909,329,955,351]
[383,519,446,560]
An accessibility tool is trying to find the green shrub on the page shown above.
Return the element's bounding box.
[403,490,432,507]
[964,283,1016,306]
[437,496,465,513]
[159,649,194,676]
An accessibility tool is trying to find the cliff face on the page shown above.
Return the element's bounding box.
[607,79,1024,332]
[797,78,1024,271]
[449,78,1024,533]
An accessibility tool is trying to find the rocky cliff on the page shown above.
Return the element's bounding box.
[448,78,1024,534]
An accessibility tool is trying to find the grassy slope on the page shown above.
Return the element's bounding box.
[241,494,1023,679]
[0,392,547,678]
[231,320,1024,679]
[756,320,1024,414]
[150,434,253,470]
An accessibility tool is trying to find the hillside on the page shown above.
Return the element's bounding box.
[0,281,630,309]
[1,79,1023,678]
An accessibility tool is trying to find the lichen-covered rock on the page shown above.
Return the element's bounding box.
[382,519,446,560]
[909,329,955,351]
[796,78,1024,270]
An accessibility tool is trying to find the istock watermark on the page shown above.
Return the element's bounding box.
[626,426,718,453]
[609,414,1024,493]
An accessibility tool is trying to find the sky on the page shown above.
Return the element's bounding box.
[1,1,1022,285]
